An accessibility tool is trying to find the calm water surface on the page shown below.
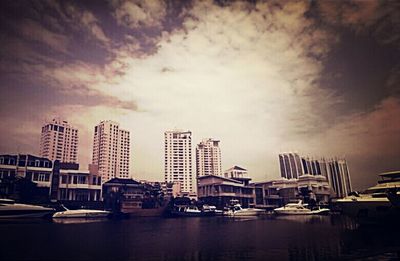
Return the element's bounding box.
[1,215,399,260]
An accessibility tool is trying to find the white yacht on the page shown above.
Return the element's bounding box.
[333,171,400,222]
[274,201,330,215]
[224,200,265,217]
[52,205,110,218]
[171,205,203,217]
[0,199,54,218]
[201,204,223,216]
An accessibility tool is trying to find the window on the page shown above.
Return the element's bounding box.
[61,175,68,184]
[32,172,49,182]
[78,176,87,184]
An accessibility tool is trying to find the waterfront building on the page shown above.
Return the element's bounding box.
[164,130,195,195]
[39,118,78,163]
[160,181,181,198]
[57,163,102,202]
[196,138,222,177]
[197,174,255,208]
[254,179,298,208]
[254,175,331,208]
[279,153,353,198]
[279,153,303,179]
[0,154,53,195]
[92,120,130,183]
[224,165,251,185]
[102,178,168,215]
[0,154,104,203]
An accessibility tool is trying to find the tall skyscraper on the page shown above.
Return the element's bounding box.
[196,138,222,177]
[39,118,78,163]
[279,153,353,198]
[92,120,130,182]
[164,130,194,194]
[326,158,352,198]
[278,153,303,179]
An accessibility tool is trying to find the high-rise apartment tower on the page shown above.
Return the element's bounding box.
[39,118,78,163]
[164,130,194,194]
[92,120,130,182]
[196,138,222,177]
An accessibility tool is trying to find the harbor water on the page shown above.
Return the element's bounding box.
[1,215,399,260]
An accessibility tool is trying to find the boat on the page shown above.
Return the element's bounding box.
[201,204,224,216]
[224,200,265,216]
[170,205,203,217]
[333,171,400,223]
[0,199,54,218]
[273,200,330,215]
[52,205,111,218]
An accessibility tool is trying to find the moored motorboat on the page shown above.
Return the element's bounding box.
[224,200,265,217]
[170,205,203,217]
[52,205,110,218]
[274,200,330,215]
[201,204,224,216]
[0,199,54,218]
[333,171,400,223]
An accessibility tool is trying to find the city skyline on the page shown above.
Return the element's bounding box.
[1,1,399,190]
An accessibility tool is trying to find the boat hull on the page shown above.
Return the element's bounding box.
[224,209,265,217]
[53,210,110,218]
[274,208,330,215]
[0,203,54,219]
[0,210,54,219]
[333,197,400,224]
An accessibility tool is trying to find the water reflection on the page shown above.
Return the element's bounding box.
[0,215,399,260]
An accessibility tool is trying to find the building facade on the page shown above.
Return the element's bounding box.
[326,158,352,198]
[279,153,353,198]
[164,130,194,195]
[0,154,53,200]
[196,138,222,177]
[39,118,78,163]
[0,154,103,203]
[279,153,303,179]
[92,120,130,182]
[58,163,102,202]
[197,175,255,208]
[254,175,331,208]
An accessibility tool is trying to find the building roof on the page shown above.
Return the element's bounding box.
[226,165,247,171]
[197,174,244,184]
[103,178,141,185]
[379,170,400,178]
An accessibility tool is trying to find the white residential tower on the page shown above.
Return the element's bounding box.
[39,118,78,163]
[196,138,222,177]
[92,120,130,182]
[164,130,194,194]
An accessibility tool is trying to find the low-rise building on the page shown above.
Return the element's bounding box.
[197,175,255,208]
[254,175,332,208]
[0,154,103,203]
[0,154,54,201]
[58,163,102,202]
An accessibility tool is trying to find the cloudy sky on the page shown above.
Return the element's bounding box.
[0,0,399,190]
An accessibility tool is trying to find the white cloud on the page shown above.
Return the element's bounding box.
[46,0,338,181]
[112,0,167,28]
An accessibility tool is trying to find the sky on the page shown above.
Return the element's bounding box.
[0,0,399,190]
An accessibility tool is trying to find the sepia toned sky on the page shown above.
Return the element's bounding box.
[0,0,399,190]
